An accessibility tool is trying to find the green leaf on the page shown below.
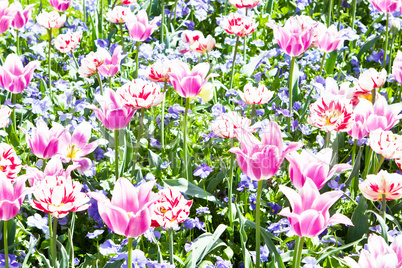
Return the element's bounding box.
[324,51,337,75]
[240,51,269,76]
[345,146,363,195]
[37,251,52,268]
[22,236,39,268]
[266,0,276,14]
[356,35,380,60]
[148,149,162,168]
[367,210,388,242]
[236,204,252,268]
[206,168,226,193]
[57,240,69,268]
[346,196,369,243]
[316,236,364,263]
[103,259,125,268]
[121,129,133,175]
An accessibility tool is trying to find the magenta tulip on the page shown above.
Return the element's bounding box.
[0,1,13,34]
[0,53,40,94]
[0,174,30,220]
[97,45,125,77]
[8,1,35,29]
[371,0,399,13]
[49,0,72,12]
[315,24,350,53]
[125,10,160,42]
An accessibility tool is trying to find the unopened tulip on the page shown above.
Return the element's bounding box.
[117,79,164,108]
[211,111,255,138]
[369,129,402,159]
[359,170,402,201]
[49,0,72,12]
[105,6,133,23]
[238,83,274,105]
[8,1,35,29]
[125,10,160,42]
[37,10,66,29]
[221,12,258,37]
[54,31,82,53]
[97,45,125,77]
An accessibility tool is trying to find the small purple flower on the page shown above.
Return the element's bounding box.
[150,137,161,149]
[184,217,206,231]
[237,173,258,192]
[211,104,226,118]
[225,89,238,97]
[86,229,105,239]
[215,256,232,268]
[267,202,282,215]
[193,163,213,178]
[0,254,21,268]
[27,213,49,235]
[196,207,210,215]
[249,193,257,210]
[160,161,170,169]
[99,240,122,255]
[302,257,321,268]
[200,132,218,143]
[95,39,109,48]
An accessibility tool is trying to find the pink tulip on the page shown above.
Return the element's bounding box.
[146,60,171,83]
[211,111,256,138]
[369,129,402,159]
[356,68,387,91]
[0,174,30,220]
[49,0,71,12]
[371,0,399,13]
[182,30,216,54]
[24,118,66,159]
[97,45,125,77]
[279,178,353,238]
[0,143,21,183]
[117,79,164,108]
[348,96,402,139]
[344,234,402,268]
[87,88,136,130]
[317,77,350,98]
[0,53,40,94]
[286,148,351,190]
[229,0,261,8]
[266,15,316,57]
[37,11,66,29]
[78,49,107,77]
[0,105,11,128]
[119,0,136,4]
[31,170,90,218]
[0,1,14,34]
[105,6,133,23]
[392,51,402,84]
[8,1,35,29]
[229,121,303,181]
[359,170,402,201]
[307,95,354,132]
[54,31,82,53]
[169,61,217,98]
[315,24,350,53]
[238,83,274,105]
[125,10,160,42]
[221,12,258,37]
[151,188,193,229]
[89,178,160,238]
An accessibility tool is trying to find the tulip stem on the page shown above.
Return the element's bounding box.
[324,131,331,148]
[133,108,145,172]
[135,42,140,79]
[374,156,385,175]
[319,52,326,75]
[183,99,190,181]
[11,94,16,136]
[351,139,357,165]
[383,13,389,69]
[251,104,256,124]
[255,180,263,268]
[243,9,248,62]
[362,148,373,180]
[168,228,174,265]
[99,0,104,39]
[288,56,296,133]
[96,72,103,95]
[161,81,167,151]
[127,237,133,268]
[52,217,58,268]
[4,220,8,268]
[83,0,86,22]
[228,137,235,242]
[293,236,305,268]
[382,193,387,221]
[229,36,240,90]
[48,29,52,92]
[327,0,333,26]
[173,0,178,25]
[16,29,20,56]
[120,23,125,74]
[161,0,165,44]
[114,129,119,180]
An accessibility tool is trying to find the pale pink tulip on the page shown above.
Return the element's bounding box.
[37,11,66,29]
[315,24,350,53]
[307,95,354,132]
[146,60,171,83]
[31,171,90,218]
[266,15,316,57]
[8,1,35,29]
[392,51,402,84]
[105,6,133,23]
[97,45,125,77]
[49,0,71,12]
[0,1,14,34]
[0,105,11,128]
[151,188,193,229]
[369,129,402,159]
[169,61,217,98]
[117,79,164,109]
[78,49,107,77]
[211,111,256,138]
[286,148,351,190]
[0,143,21,183]
[344,234,402,268]
[0,53,40,94]
[54,31,82,53]
[371,0,399,13]
[87,88,136,130]
[359,170,402,201]
[89,178,160,238]
[24,118,66,159]
[229,0,261,8]
[0,174,30,220]
[125,10,160,42]
[229,121,303,181]
[318,77,350,98]
[279,178,353,238]
[238,83,274,105]
[221,12,258,37]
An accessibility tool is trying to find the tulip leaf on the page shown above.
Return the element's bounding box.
[266,0,276,14]
[57,239,69,268]
[163,178,221,204]
[346,196,369,243]
[236,204,252,268]
[356,35,380,60]
[121,129,133,175]
[240,51,270,76]
[22,236,39,268]
[206,167,226,193]
[316,236,364,263]
[325,51,337,75]
[345,146,363,196]
[37,251,52,268]
[367,210,388,243]
[148,149,162,168]
[103,260,125,268]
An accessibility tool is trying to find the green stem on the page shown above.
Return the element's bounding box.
[398,84,402,102]
[114,129,119,180]
[168,228,174,265]
[351,139,357,165]
[243,8,248,62]
[324,131,331,148]
[327,0,333,26]
[350,0,357,49]
[161,0,165,44]
[372,88,376,104]
[161,81,167,150]
[52,217,58,268]
[173,0,178,25]
[4,220,8,268]
[96,72,103,95]
[133,108,145,170]
[251,104,256,124]
[382,193,387,221]
[292,236,305,268]
[48,29,52,91]
[255,180,263,268]
[135,42,140,79]
[99,0,103,39]
[228,138,235,241]
[11,94,16,136]
[127,237,133,268]
[16,29,20,55]
[383,13,389,69]
[362,148,374,179]
[120,23,125,74]
[183,99,190,181]
[319,52,326,74]
[288,56,296,133]
[109,76,112,88]
[69,212,76,268]
[83,0,86,22]
[229,36,240,89]
[374,156,385,175]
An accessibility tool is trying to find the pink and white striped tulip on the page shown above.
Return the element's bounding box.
[238,83,274,105]
[0,174,30,220]
[87,88,136,130]
[279,178,353,238]
[182,30,216,54]
[117,79,164,109]
[221,12,258,37]
[89,178,160,238]
[286,148,351,190]
[392,51,402,84]
[0,53,40,94]
[369,129,402,159]
[97,45,125,77]
[0,1,14,34]
[8,1,35,29]
[211,111,256,138]
[125,10,160,42]
[105,6,133,23]
[146,60,171,83]
[359,170,402,201]
[119,0,136,4]
[229,121,303,181]
[355,68,387,92]
[78,49,107,77]
[0,143,21,183]
[37,10,66,29]
[371,0,399,13]
[229,0,261,8]
[151,188,193,229]
[315,24,350,53]
[49,0,72,12]
[0,105,11,128]
[54,31,82,53]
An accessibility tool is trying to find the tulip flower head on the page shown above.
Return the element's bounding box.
[0,143,21,183]
[220,12,258,37]
[78,49,107,77]
[369,129,402,159]
[182,30,216,54]
[105,6,133,23]
[97,45,125,77]
[371,0,399,13]
[229,121,303,181]
[0,174,30,221]
[229,0,261,8]
[54,31,82,53]
[117,79,164,109]
[359,170,402,201]
[392,51,402,85]
[0,105,11,128]
[37,10,66,29]
[193,82,214,103]
[279,178,353,238]
[49,0,71,12]
[314,24,350,53]
[151,188,193,229]
[8,1,35,29]
[125,10,160,42]
[211,111,256,138]
[119,0,137,5]
[238,83,274,105]
[146,60,171,83]
[0,53,40,94]
[0,1,14,34]
[89,178,160,238]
